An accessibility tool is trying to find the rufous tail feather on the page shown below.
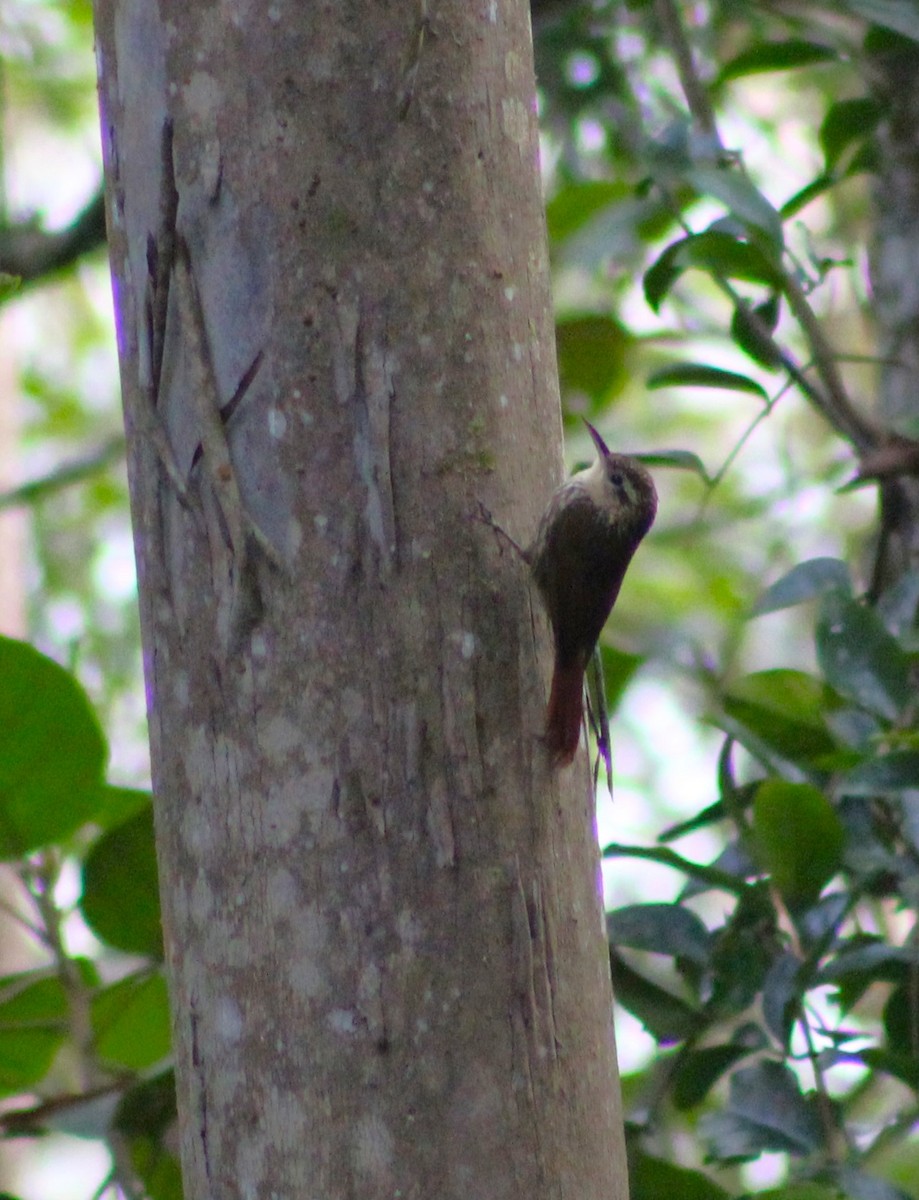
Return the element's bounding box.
[543,661,585,765]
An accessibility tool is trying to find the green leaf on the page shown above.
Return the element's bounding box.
[723,670,839,766]
[92,972,171,1070]
[816,591,911,721]
[599,645,645,714]
[609,952,701,1043]
[731,297,784,368]
[752,558,852,615]
[701,1061,825,1159]
[841,752,919,796]
[876,569,919,637]
[630,1151,731,1200]
[556,314,630,399]
[686,167,784,249]
[643,231,784,312]
[81,807,163,958]
[114,1069,177,1139]
[130,1144,183,1200]
[671,1042,758,1110]
[647,363,768,399]
[718,39,838,83]
[638,448,712,483]
[608,903,712,963]
[762,951,803,1045]
[0,974,68,1096]
[780,174,838,220]
[0,636,107,856]
[546,180,629,243]
[832,1166,915,1200]
[602,842,748,895]
[820,98,883,170]
[753,1187,844,1200]
[709,884,778,1012]
[753,780,845,908]
[841,0,919,42]
[0,274,20,303]
[859,1046,919,1091]
[714,713,818,785]
[93,785,154,831]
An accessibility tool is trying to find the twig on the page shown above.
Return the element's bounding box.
[653,0,721,146]
[0,435,125,511]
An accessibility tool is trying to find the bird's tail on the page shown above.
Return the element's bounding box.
[543,661,585,766]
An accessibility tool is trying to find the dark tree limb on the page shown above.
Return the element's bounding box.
[0,187,106,284]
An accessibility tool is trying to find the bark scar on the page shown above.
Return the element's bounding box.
[511,861,559,1067]
[190,1002,212,1184]
[398,0,432,118]
[338,300,399,575]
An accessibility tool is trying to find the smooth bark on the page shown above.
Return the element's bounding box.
[93,1,627,1196]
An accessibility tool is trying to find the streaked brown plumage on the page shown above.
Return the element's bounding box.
[530,422,657,765]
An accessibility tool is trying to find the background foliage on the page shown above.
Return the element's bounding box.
[1,1,918,1198]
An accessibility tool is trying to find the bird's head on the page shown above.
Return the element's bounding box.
[583,420,658,536]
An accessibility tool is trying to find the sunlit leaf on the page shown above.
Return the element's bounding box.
[0,636,107,856]
[556,314,631,399]
[92,972,171,1070]
[647,363,768,399]
[0,974,68,1096]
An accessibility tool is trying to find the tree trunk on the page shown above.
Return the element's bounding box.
[93,2,627,1197]
[868,37,919,586]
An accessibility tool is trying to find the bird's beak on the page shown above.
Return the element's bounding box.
[583,419,611,459]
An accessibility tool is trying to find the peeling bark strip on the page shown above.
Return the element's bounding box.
[93,0,629,1197]
[189,1004,211,1185]
[332,298,398,575]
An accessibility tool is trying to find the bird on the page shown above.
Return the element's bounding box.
[530,421,657,766]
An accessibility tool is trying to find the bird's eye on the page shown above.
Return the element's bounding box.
[610,472,624,487]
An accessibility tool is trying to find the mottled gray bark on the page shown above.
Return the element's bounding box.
[93,1,627,1197]
[868,39,919,586]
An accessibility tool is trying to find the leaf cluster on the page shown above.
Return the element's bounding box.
[605,559,919,1199]
[0,636,176,1200]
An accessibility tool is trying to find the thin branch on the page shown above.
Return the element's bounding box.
[0,435,125,511]
[653,0,721,145]
[0,188,107,285]
[782,272,880,453]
